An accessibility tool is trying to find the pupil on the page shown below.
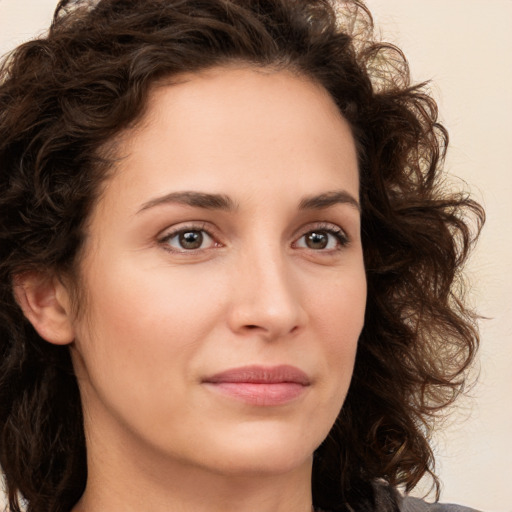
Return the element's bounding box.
[179,231,203,249]
[306,231,328,249]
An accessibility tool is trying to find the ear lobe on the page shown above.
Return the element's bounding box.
[13,272,75,345]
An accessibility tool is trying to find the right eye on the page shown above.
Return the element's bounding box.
[159,227,217,252]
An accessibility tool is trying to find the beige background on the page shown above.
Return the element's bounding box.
[0,1,510,511]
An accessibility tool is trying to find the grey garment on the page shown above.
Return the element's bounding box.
[400,496,482,512]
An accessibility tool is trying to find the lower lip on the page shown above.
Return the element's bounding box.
[204,382,308,406]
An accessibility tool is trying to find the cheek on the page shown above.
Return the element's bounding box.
[69,264,226,447]
[81,256,220,341]
[296,272,365,450]
[312,267,366,388]
[70,258,223,401]
[312,264,366,336]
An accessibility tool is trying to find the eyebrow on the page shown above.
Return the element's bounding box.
[137,189,360,214]
[298,190,360,212]
[138,191,237,213]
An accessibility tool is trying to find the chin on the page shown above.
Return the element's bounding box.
[214,449,313,478]
[194,422,322,477]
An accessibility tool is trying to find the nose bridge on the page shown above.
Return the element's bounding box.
[228,236,305,338]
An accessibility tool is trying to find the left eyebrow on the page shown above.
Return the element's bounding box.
[298,190,360,212]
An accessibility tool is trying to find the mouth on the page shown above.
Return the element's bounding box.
[202,365,311,406]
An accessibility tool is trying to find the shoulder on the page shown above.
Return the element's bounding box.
[400,496,482,512]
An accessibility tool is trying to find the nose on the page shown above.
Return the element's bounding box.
[226,244,307,341]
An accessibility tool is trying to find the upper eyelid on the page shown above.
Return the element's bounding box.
[292,221,349,239]
[158,221,216,239]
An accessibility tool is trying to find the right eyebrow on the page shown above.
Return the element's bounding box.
[137,191,238,214]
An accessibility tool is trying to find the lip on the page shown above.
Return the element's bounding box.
[202,365,310,406]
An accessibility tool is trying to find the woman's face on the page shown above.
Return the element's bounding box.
[70,66,366,478]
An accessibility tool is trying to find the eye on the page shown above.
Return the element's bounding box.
[160,228,217,252]
[294,226,348,251]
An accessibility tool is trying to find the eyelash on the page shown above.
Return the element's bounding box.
[158,222,219,254]
[158,222,349,254]
[292,223,349,252]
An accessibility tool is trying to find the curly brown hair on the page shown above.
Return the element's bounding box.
[0,1,484,511]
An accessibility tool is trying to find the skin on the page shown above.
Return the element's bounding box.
[18,66,366,512]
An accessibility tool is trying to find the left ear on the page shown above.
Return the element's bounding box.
[13,272,75,345]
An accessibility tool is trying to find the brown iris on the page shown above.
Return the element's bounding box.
[179,231,204,249]
[305,231,329,249]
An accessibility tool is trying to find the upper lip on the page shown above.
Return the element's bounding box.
[203,365,310,385]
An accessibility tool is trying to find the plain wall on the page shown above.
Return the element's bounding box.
[1,1,510,511]
[364,2,512,511]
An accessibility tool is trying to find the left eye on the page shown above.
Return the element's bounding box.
[295,229,345,250]
[161,229,215,251]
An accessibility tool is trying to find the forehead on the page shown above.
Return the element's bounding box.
[95,66,359,216]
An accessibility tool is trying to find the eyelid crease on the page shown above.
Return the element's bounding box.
[158,221,210,239]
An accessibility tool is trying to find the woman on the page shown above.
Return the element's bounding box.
[0,1,484,511]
